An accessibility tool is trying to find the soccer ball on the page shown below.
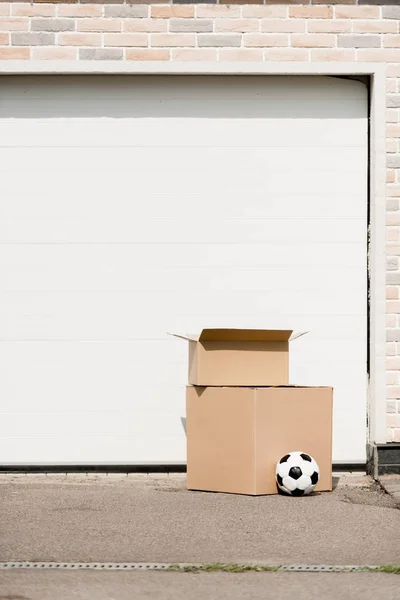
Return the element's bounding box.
[276,451,319,496]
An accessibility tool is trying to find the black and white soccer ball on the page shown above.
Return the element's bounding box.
[276,451,319,496]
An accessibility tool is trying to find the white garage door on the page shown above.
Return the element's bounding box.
[0,75,367,465]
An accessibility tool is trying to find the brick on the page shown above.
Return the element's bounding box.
[11,32,54,45]
[126,48,169,60]
[338,35,381,49]
[58,6,102,17]
[151,5,194,19]
[388,96,400,109]
[311,48,355,61]
[387,400,397,413]
[104,33,147,47]
[244,33,288,47]
[174,0,215,4]
[0,46,28,58]
[219,48,263,61]
[387,124,400,136]
[12,4,55,17]
[292,34,334,48]
[388,186,400,198]
[387,273,400,285]
[79,0,123,4]
[32,0,78,3]
[312,0,355,3]
[387,80,397,94]
[218,0,263,4]
[383,7,400,20]
[387,342,396,356]
[217,19,259,33]
[386,108,400,123]
[171,48,217,61]
[387,139,397,152]
[79,48,122,60]
[196,6,241,18]
[387,212,400,226]
[289,6,332,18]
[387,386,400,398]
[0,32,7,44]
[388,65,400,78]
[261,19,304,33]
[59,33,101,46]
[387,199,400,211]
[357,49,400,62]
[353,20,398,34]
[387,225,399,240]
[170,19,213,33]
[388,155,400,169]
[32,47,77,59]
[242,6,287,18]
[124,19,167,33]
[104,5,148,19]
[335,6,380,19]
[387,257,399,271]
[387,372,398,385]
[264,48,309,61]
[387,330,400,343]
[0,18,28,31]
[198,33,241,48]
[388,414,400,427]
[308,20,350,34]
[393,429,400,442]
[387,301,400,313]
[78,19,121,32]
[151,33,195,47]
[387,356,400,369]
[0,5,9,17]
[385,36,400,49]
[31,19,75,32]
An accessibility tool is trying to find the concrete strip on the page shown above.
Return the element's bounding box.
[378,475,400,504]
[0,571,399,600]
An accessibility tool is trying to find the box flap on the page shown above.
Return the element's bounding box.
[198,329,293,342]
[169,329,308,343]
[168,332,200,342]
[289,331,308,341]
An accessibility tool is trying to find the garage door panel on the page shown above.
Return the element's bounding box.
[0,145,366,171]
[0,216,366,244]
[3,165,366,210]
[0,413,186,439]
[0,75,367,463]
[2,193,366,222]
[0,117,367,149]
[2,264,366,293]
[1,287,365,341]
[0,436,186,464]
[0,244,366,276]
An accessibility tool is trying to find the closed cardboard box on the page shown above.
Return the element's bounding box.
[171,329,306,386]
[186,385,333,496]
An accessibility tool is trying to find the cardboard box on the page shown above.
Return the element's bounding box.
[170,329,306,386]
[186,385,333,496]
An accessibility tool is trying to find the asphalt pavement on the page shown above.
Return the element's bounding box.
[0,473,399,566]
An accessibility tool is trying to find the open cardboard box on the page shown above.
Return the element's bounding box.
[186,385,333,496]
[170,328,307,386]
